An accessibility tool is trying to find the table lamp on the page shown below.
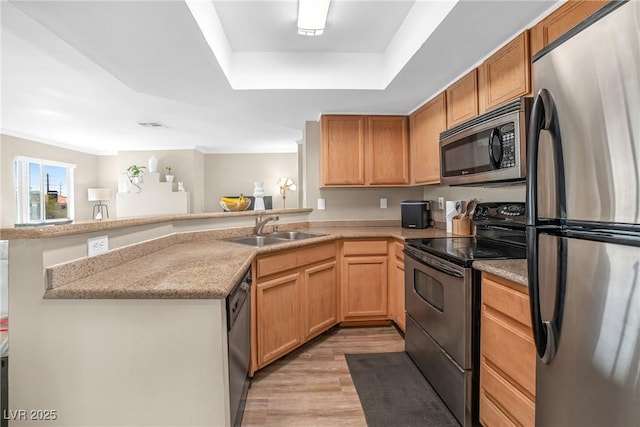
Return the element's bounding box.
[88,188,111,220]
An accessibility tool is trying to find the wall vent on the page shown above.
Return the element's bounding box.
[137,122,167,128]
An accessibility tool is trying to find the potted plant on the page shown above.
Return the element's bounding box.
[165,166,174,184]
[125,165,146,192]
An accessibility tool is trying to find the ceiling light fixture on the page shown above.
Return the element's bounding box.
[297,0,330,36]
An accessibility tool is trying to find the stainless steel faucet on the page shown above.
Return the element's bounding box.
[254,212,279,235]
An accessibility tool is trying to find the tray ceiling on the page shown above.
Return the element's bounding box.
[1,0,560,154]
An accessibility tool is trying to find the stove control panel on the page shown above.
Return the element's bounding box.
[473,202,526,223]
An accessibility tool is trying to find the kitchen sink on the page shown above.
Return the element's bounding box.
[225,231,327,247]
[226,235,286,247]
[268,231,327,240]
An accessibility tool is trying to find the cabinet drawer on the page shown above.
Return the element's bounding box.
[394,240,404,261]
[257,243,336,278]
[480,362,535,427]
[482,274,531,328]
[343,240,388,256]
[481,310,536,397]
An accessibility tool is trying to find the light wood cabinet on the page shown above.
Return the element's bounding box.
[478,32,531,113]
[254,243,337,370]
[320,115,409,187]
[366,116,410,185]
[480,272,536,427]
[530,0,609,56]
[340,240,388,321]
[446,69,479,128]
[409,93,447,185]
[388,240,406,332]
[256,272,303,367]
[303,260,338,340]
[320,115,366,186]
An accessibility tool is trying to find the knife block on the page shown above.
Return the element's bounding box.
[452,216,472,236]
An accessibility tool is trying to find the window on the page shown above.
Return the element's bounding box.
[14,156,75,225]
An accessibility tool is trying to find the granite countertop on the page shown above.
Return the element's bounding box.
[44,226,450,300]
[472,259,528,287]
[0,208,313,239]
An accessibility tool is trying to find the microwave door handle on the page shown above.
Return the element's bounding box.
[526,89,567,226]
[488,127,502,169]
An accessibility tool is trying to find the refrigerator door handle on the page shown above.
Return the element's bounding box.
[527,230,567,364]
[526,88,567,226]
[527,228,548,359]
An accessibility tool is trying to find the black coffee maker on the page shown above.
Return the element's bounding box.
[401,200,432,229]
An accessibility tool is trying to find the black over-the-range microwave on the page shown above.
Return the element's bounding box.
[439,97,532,186]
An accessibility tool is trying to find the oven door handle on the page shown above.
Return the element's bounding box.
[405,249,464,278]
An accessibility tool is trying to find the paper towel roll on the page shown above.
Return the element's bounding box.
[446,200,462,233]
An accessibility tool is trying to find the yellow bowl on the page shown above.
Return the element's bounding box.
[220,197,252,212]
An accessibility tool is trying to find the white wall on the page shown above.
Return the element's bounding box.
[0,240,7,318]
[204,152,299,212]
[0,134,100,225]
[2,131,527,226]
[422,183,526,222]
[9,239,229,427]
[114,150,206,214]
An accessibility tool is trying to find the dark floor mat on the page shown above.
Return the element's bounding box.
[345,352,459,427]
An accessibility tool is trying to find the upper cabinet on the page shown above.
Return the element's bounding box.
[320,2,607,187]
[446,69,479,128]
[530,0,610,56]
[478,32,531,113]
[320,115,409,187]
[410,93,447,185]
[366,116,410,185]
[321,115,366,186]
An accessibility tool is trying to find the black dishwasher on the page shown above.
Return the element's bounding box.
[226,267,251,427]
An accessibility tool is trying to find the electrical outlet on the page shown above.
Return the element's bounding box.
[87,235,109,257]
[317,198,326,210]
[380,198,388,209]
[438,197,444,210]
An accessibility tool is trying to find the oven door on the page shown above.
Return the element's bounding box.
[404,249,473,369]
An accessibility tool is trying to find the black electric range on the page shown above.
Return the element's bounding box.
[406,202,527,267]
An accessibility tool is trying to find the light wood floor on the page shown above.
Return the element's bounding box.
[242,326,405,427]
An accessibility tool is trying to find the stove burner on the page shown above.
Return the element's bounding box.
[406,237,526,266]
[406,202,528,267]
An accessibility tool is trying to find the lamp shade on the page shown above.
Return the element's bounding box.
[88,188,111,201]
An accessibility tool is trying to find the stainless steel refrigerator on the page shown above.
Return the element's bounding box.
[526,1,640,426]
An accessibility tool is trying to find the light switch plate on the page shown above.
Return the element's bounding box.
[317,198,326,210]
[380,198,388,209]
[87,235,109,257]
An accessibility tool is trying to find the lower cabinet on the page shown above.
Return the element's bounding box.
[340,240,389,321]
[480,272,536,427]
[303,261,338,340]
[254,243,337,370]
[256,272,303,367]
[254,238,406,372]
[388,240,406,332]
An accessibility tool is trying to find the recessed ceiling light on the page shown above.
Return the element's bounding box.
[297,0,330,37]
